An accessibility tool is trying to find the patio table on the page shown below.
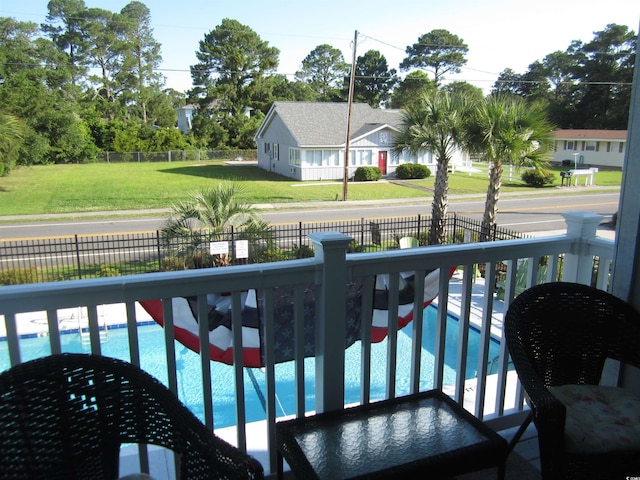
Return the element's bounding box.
[276,389,508,479]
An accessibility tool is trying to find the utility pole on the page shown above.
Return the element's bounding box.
[342,30,358,201]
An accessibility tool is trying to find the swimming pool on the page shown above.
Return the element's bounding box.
[0,306,501,428]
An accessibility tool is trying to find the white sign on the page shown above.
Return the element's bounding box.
[235,240,249,259]
[210,241,229,255]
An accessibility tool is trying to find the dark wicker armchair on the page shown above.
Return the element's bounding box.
[0,353,264,480]
[505,282,640,479]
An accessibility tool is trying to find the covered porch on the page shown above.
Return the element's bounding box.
[2,35,639,480]
[0,211,617,478]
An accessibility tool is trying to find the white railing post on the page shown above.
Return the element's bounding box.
[309,231,353,413]
[562,212,604,284]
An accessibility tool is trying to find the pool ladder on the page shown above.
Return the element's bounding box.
[74,307,109,345]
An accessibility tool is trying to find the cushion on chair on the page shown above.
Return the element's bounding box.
[548,385,640,454]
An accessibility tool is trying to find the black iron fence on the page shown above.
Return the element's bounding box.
[0,214,524,285]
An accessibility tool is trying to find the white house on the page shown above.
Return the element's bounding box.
[253,101,468,181]
[551,129,627,169]
[177,104,196,134]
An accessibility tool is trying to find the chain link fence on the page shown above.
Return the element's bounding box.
[99,149,257,163]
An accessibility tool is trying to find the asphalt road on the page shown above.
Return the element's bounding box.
[0,190,619,240]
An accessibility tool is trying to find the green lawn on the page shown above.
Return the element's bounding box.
[0,161,622,216]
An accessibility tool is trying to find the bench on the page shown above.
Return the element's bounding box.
[568,168,598,186]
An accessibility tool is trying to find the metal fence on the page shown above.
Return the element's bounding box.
[0,214,524,285]
[99,149,257,163]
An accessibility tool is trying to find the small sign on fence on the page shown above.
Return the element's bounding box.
[210,241,229,255]
[235,240,249,259]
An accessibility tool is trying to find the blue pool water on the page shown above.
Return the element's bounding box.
[0,306,501,428]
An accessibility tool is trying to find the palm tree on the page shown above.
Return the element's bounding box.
[0,111,25,175]
[392,90,469,245]
[467,94,554,241]
[162,182,270,267]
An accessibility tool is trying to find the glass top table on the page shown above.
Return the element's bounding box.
[276,389,508,479]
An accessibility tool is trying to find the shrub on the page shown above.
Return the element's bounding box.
[521,168,555,187]
[98,264,120,277]
[293,244,314,259]
[347,240,366,253]
[395,163,431,179]
[0,267,40,285]
[254,247,289,263]
[353,166,382,182]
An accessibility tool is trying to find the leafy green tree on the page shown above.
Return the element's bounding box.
[493,68,524,95]
[42,0,89,88]
[442,81,484,103]
[145,126,191,151]
[295,44,349,101]
[466,94,554,241]
[491,24,635,129]
[1,17,95,164]
[251,74,317,112]
[571,24,636,129]
[268,75,317,102]
[220,111,265,149]
[388,70,436,109]
[190,18,278,148]
[118,1,164,125]
[112,121,144,152]
[400,29,468,86]
[392,90,470,245]
[347,50,397,108]
[191,18,279,114]
[191,112,229,148]
[77,6,122,112]
[144,88,179,128]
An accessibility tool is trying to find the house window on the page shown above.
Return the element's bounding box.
[308,150,322,166]
[359,150,373,166]
[289,148,301,166]
[324,150,339,166]
[564,141,576,150]
[349,150,372,166]
[301,149,340,166]
[585,141,597,151]
[273,144,279,161]
[619,143,625,153]
[607,142,611,152]
[264,142,271,154]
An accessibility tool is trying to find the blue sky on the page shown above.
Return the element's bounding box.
[3,0,639,93]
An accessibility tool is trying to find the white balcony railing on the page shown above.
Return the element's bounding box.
[0,212,613,478]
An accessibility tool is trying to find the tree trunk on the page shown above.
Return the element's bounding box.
[429,158,449,245]
[481,162,503,242]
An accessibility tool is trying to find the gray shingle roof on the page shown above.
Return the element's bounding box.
[269,101,402,146]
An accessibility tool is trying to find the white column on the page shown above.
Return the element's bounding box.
[611,26,640,307]
[562,212,604,284]
[309,231,353,413]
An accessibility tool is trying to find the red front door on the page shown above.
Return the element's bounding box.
[378,151,388,175]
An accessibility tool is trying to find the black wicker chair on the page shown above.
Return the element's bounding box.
[505,282,640,480]
[0,353,264,480]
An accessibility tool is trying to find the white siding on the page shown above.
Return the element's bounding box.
[551,139,626,168]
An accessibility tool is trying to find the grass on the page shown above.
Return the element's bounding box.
[0,160,622,216]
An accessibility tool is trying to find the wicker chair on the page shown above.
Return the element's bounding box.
[505,282,640,479]
[0,353,264,480]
